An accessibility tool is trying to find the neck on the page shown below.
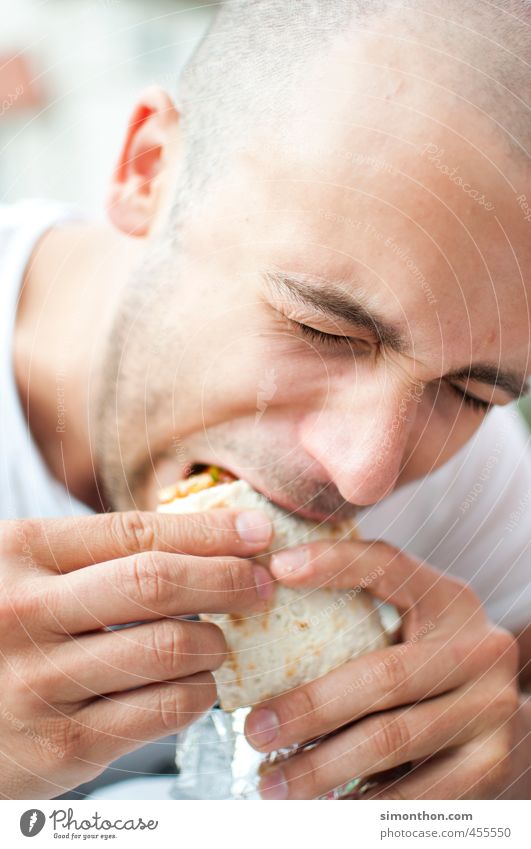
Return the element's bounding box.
[13,219,143,511]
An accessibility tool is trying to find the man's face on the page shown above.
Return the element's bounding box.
[96,33,531,520]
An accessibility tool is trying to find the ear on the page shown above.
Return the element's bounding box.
[107,87,180,237]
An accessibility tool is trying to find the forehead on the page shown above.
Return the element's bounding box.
[190,29,531,379]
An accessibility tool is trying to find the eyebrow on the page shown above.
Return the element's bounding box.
[265,269,407,352]
[264,269,529,401]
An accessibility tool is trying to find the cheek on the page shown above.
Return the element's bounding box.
[199,333,335,420]
[400,392,483,481]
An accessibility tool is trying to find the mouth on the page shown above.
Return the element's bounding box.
[158,463,237,503]
[157,461,349,525]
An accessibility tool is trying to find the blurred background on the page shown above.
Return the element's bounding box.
[0,0,214,213]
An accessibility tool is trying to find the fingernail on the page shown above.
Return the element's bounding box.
[271,546,308,577]
[246,709,279,747]
[236,510,272,545]
[253,565,275,600]
[260,767,288,800]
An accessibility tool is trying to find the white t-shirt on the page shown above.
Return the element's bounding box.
[0,200,91,521]
[1,200,530,631]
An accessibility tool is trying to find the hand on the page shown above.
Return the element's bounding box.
[245,539,519,800]
[0,508,272,798]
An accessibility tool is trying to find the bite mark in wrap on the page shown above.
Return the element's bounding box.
[158,470,389,711]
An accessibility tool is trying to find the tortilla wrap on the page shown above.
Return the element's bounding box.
[159,477,388,710]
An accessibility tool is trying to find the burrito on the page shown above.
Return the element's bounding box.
[158,466,389,711]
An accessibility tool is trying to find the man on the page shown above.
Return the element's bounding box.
[1,0,530,800]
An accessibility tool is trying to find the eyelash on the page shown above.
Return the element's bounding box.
[290,319,372,353]
[291,320,492,413]
[295,321,347,346]
[445,382,492,413]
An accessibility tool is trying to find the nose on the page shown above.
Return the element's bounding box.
[298,373,422,506]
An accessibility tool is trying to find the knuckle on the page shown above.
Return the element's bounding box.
[157,674,215,731]
[222,559,243,596]
[445,576,482,612]
[13,582,46,623]
[494,684,520,723]
[490,627,519,666]
[456,580,482,609]
[371,713,411,764]
[155,687,183,733]
[373,649,410,699]
[372,539,399,560]
[126,551,166,609]
[0,580,44,635]
[446,574,468,593]
[4,671,37,713]
[37,715,89,762]
[61,719,90,761]
[31,664,63,705]
[183,514,220,551]
[371,540,402,572]
[0,519,38,567]
[449,632,479,670]
[370,543,415,600]
[112,511,156,554]
[197,622,227,668]
[215,558,254,602]
[442,578,486,626]
[150,621,184,676]
[279,684,321,730]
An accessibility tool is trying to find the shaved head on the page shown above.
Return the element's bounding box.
[172,0,530,223]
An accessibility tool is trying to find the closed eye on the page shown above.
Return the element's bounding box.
[289,317,494,412]
[288,318,373,354]
[445,381,492,413]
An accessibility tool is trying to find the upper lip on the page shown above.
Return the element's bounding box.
[191,460,349,524]
[253,487,338,523]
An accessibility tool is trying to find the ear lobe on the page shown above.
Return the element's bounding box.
[107,87,180,237]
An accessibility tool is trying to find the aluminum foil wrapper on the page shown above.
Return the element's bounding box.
[171,707,369,800]
[171,708,306,800]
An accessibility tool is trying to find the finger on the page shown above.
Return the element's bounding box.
[74,672,217,767]
[359,732,510,800]
[258,682,499,799]
[7,509,272,573]
[50,619,227,699]
[246,628,501,751]
[270,538,484,626]
[43,552,274,633]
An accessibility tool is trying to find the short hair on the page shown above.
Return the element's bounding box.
[170,0,530,226]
